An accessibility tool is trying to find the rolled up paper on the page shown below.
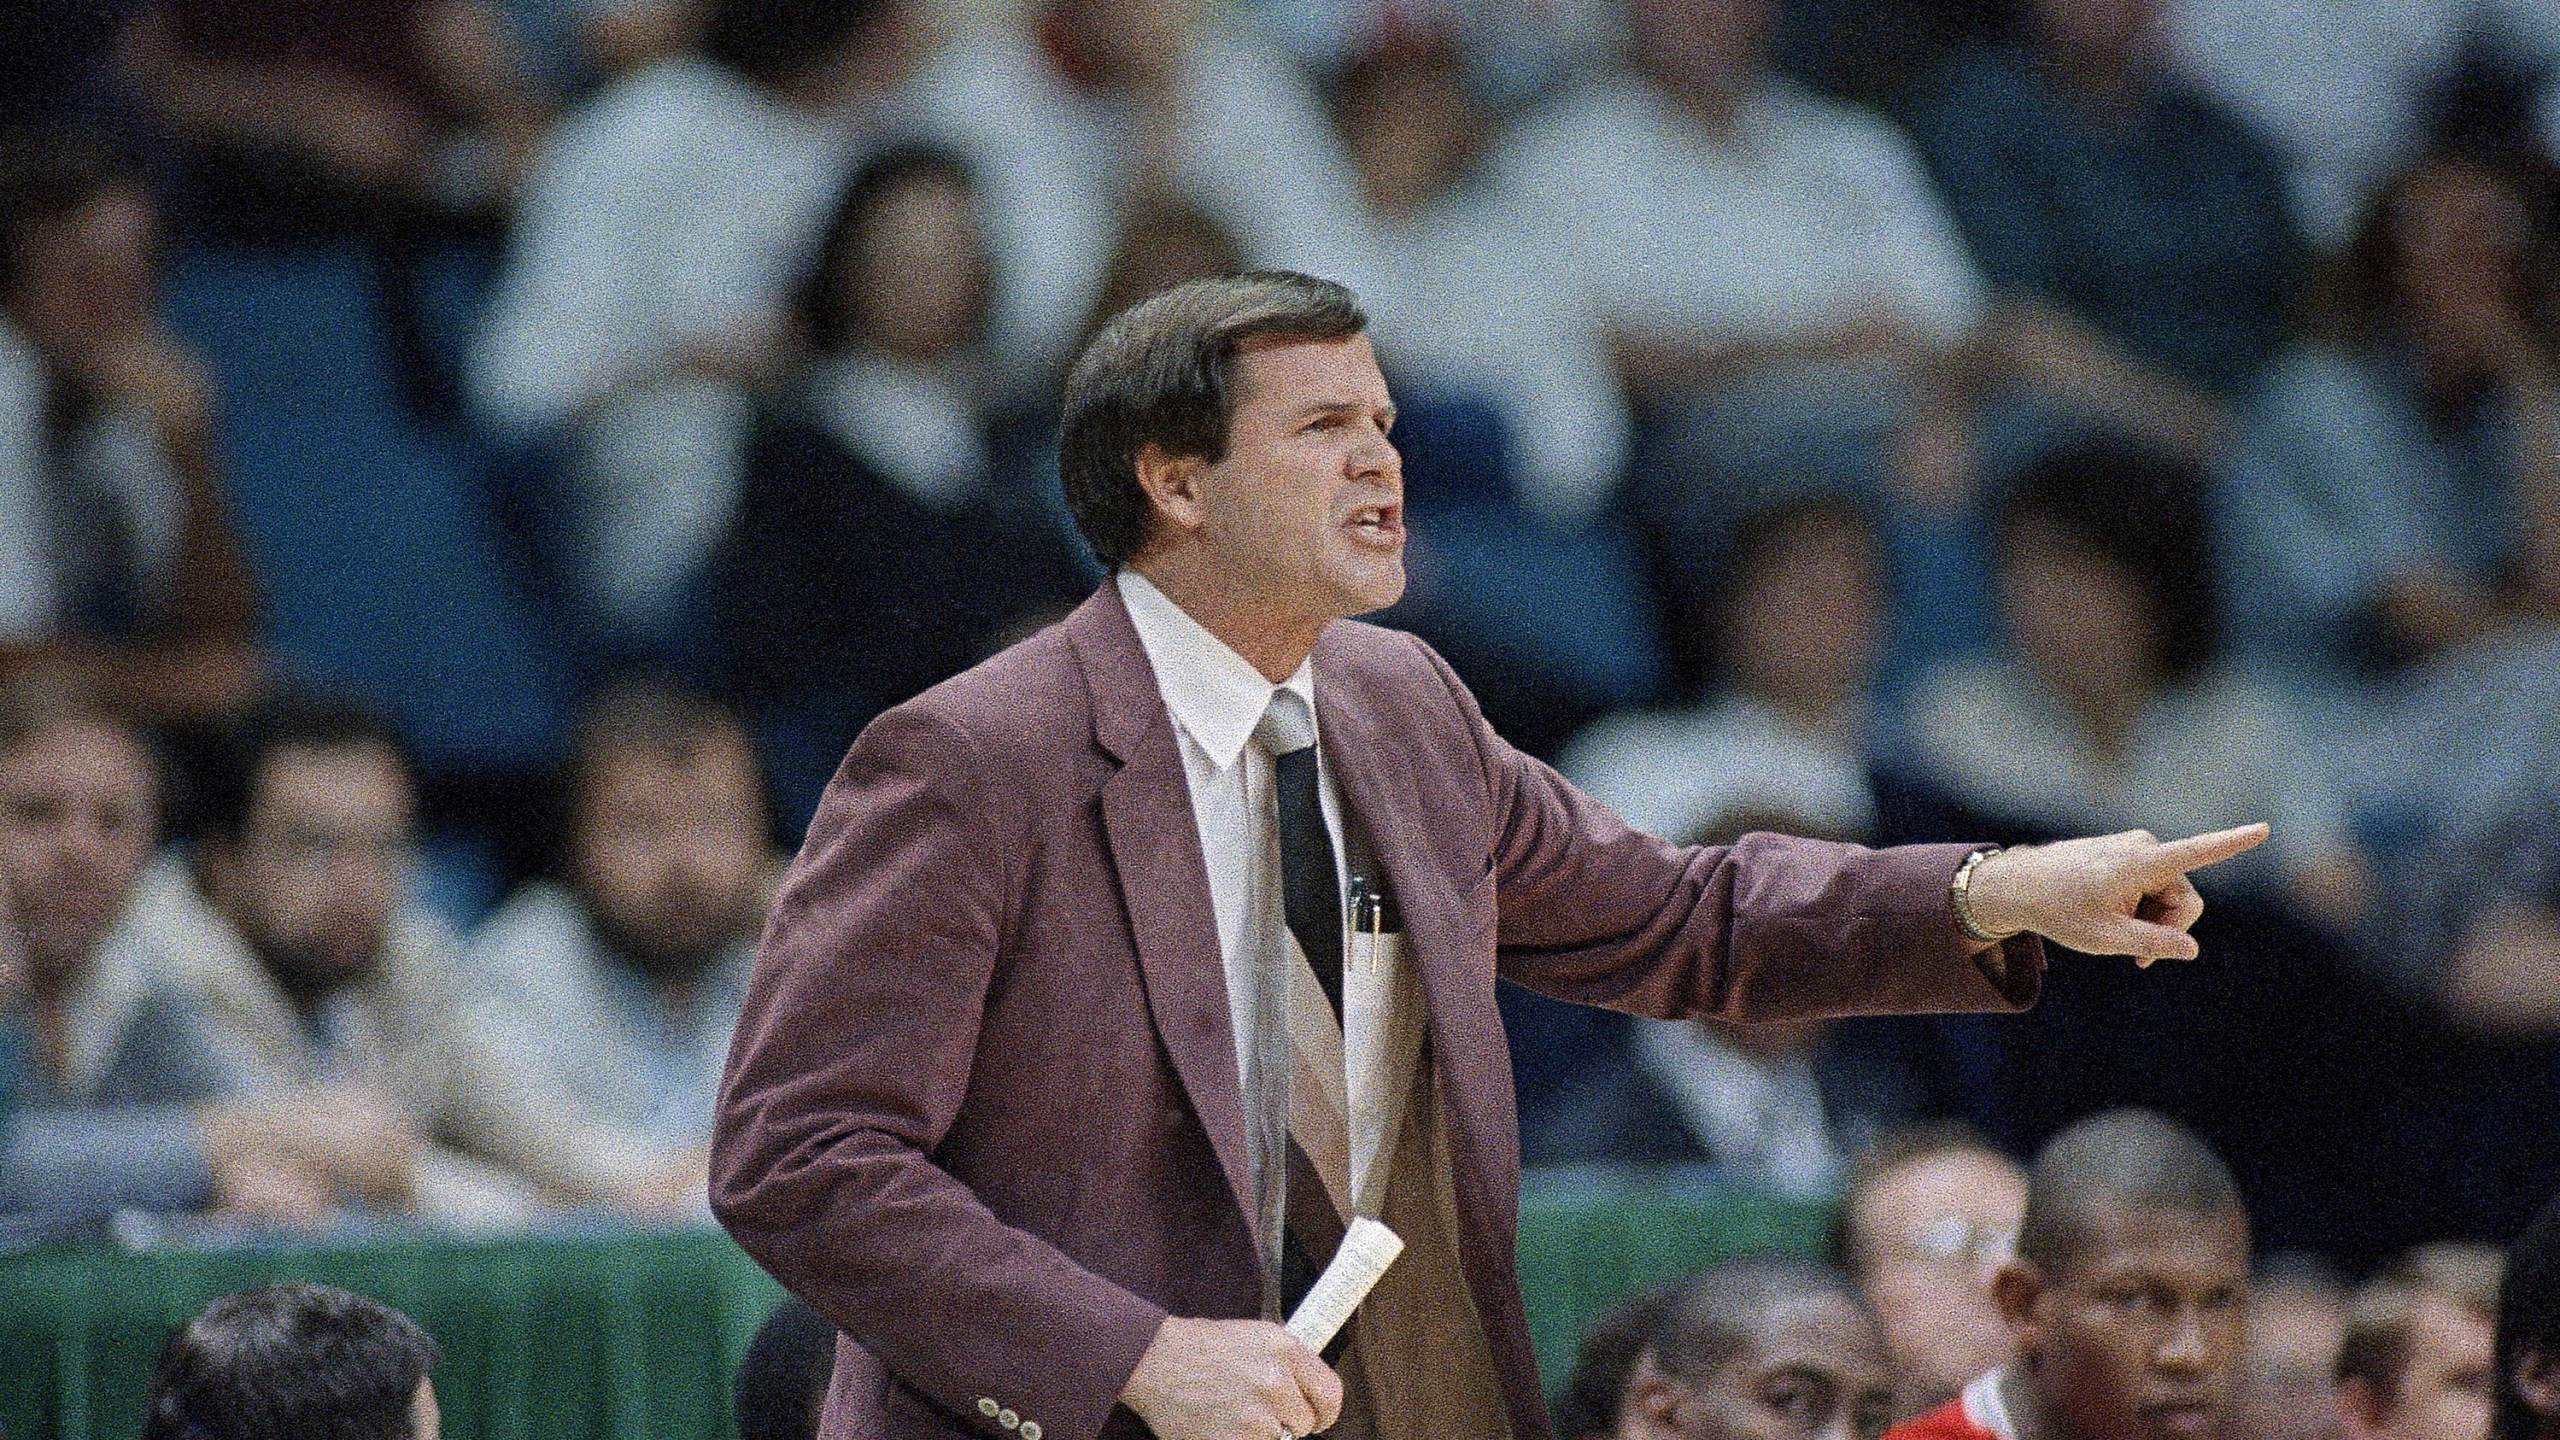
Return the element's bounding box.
[1285,1217,1405,1353]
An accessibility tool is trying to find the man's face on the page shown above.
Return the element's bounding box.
[572,733,766,980]
[1628,1294,1896,1440]
[2011,1205,2251,1440]
[2369,1296,2494,1440]
[1850,1149,2027,1412]
[0,721,157,987]
[212,742,414,996]
[1178,333,1406,629]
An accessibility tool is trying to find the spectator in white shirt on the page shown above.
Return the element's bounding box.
[906,0,1379,383]
[466,0,923,652]
[1495,0,1986,413]
[463,682,769,1154]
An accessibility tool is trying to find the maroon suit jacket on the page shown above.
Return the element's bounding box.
[711,583,2044,1440]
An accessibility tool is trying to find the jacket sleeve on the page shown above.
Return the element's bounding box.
[710,704,1166,1440]
[1414,639,2045,1022]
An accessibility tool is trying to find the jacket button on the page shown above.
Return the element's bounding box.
[999,1409,1020,1430]
[1021,1425,1043,1440]
[977,1398,1000,1418]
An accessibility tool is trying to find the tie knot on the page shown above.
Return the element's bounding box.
[1254,689,1317,758]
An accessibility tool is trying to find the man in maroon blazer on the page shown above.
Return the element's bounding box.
[709,273,2268,1440]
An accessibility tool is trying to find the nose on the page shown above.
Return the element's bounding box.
[1350,420,1400,487]
[2154,1309,2209,1376]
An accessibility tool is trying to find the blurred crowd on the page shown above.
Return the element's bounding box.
[6,0,2560,1264]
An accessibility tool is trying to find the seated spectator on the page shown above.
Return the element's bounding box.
[713,147,1085,820]
[0,132,266,724]
[1613,1255,1897,1440]
[734,1298,836,1440]
[908,0,1378,380]
[0,675,392,1224]
[2496,1193,2560,1440]
[2337,1243,2502,1440]
[1908,0,2302,458]
[1833,1125,2028,1418]
[121,0,554,426]
[144,694,691,1226]
[463,682,766,1149]
[142,1282,441,1440]
[1904,441,2369,925]
[2218,151,2560,686]
[1882,1108,2250,1440]
[2234,1255,2350,1440]
[1494,0,2012,575]
[1555,1283,1680,1440]
[468,0,922,651]
[1564,495,1885,845]
[1495,0,1985,413]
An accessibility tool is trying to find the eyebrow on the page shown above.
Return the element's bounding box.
[1295,397,1397,426]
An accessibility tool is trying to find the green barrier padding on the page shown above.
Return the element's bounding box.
[0,1184,1828,1440]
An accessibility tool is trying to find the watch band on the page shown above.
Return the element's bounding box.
[1951,846,2015,944]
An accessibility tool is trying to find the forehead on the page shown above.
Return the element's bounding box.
[1863,1151,2026,1228]
[1717,1295,1889,1377]
[2055,1203,2250,1283]
[252,742,409,813]
[1230,333,1389,411]
[582,733,759,803]
[0,721,151,790]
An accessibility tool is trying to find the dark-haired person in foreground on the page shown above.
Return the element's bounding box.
[1883,1109,2251,1440]
[1610,1256,1897,1440]
[2493,1192,2560,1440]
[711,271,2269,1440]
[141,1282,441,1440]
[1556,1283,1680,1440]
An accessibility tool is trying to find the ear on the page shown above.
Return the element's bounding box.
[2335,1377,2388,1440]
[1132,443,1212,543]
[2514,1342,2560,1421]
[1619,1352,1685,1440]
[1992,1259,2049,1349]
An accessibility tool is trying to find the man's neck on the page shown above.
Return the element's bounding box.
[1995,1365,2073,1440]
[1125,555,1323,683]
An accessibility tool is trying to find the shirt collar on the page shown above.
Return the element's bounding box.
[1116,568,1317,771]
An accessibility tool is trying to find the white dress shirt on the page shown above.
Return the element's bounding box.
[1115,570,1351,1100]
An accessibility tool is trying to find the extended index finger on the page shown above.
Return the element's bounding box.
[2154,823,2271,875]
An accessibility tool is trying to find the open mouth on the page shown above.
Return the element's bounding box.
[1343,501,1405,546]
[2143,1399,2217,1437]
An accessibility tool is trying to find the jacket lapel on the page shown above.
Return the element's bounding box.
[1068,586,1260,1239]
